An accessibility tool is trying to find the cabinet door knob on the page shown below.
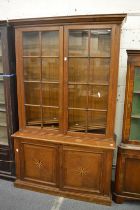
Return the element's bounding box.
[16,149,19,152]
[64,57,67,61]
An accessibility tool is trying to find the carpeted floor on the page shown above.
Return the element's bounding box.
[0,179,139,210]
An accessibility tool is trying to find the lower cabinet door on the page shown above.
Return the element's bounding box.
[61,146,106,194]
[124,158,140,194]
[115,145,140,198]
[19,140,59,187]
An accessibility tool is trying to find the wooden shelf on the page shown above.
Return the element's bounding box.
[23,55,59,58]
[69,124,106,131]
[24,80,59,84]
[0,122,7,127]
[133,90,140,94]
[131,114,140,119]
[0,108,6,112]
[68,56,111,58]
[68,82,109,86]
[68,107,107,112]
[0,102,5,105]
[27,119,59,126]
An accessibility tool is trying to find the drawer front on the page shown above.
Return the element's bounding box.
[19,140,59,187]
[61,146,105,194]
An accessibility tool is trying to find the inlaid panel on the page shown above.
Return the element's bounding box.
[62,147,103,193]
[23,143,58,186]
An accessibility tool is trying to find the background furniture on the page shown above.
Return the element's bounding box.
[114,50,140,203]
[11,14,125,205]
[0,21,18,180]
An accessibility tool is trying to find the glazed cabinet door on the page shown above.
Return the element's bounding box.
[0,25,17,179]
[63,24,119,137]
[123,52,140,142]
[16,26,63,130]
[0,31,8,146]
[14,138,59,187]
[61,146,113,195]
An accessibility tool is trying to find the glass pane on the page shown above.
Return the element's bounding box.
[133,67,140,92]
[68,58,88,82]
[90,29,111,57]
[42,84,59,106]
[23,32,40,56]
[131,94,140,116]
[42,58,59,82]
[42,31,59,56]
[129,67,140,140]
[25,106,41,126]
[0,57,3,73]
[129,118,140,140]
[90,58,110,83]
[0,33,2,56]
[88,111,106,134]
[24,58,41,80]
[43,107,59,128]
[0,81,5,104]
[88,85,108,110]
[69,30,88,56]
[24,82,40,105]
[68,84,87,108]
[0,33,3,73]
[68,109,86,131]
[0,111,7,126]
[0,126,8,145]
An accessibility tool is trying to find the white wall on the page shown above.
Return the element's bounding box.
[0,0,140,164]
[0,0,140,19]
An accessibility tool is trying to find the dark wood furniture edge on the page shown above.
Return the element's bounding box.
[9,14,127,27]
[0,173,15,181]
[118,143,140,151]
[113,192,140,204]
[14,179,112,205]
[0,21,7,26]
[127,50,140,55]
